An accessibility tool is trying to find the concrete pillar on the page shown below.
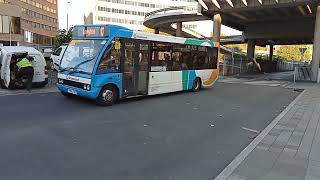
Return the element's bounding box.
[213,14,221,42]
[311,6,320,82]
[176,22,183,37]
[154,28,159,34]
[213,14,222,68]
[247,39,255,62]
[269,45,274,61]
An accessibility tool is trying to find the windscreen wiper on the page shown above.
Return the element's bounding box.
[60,57,96,74]
[69,69,90,75]
[60,67,76,72]
[73,56,97,70]
[68,59,95,75]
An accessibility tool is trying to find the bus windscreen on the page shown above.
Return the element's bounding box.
[73,26,109,38]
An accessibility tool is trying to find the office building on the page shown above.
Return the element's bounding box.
[0,0,58,46]
[84,0,198,31]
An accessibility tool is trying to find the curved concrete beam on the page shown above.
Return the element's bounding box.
[144,11,210,38]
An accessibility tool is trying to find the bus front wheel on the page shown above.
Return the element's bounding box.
[192,78,201,92]
[96,85,118,106]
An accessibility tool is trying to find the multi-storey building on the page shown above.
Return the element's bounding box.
[0,0,58,46]
[84,0,198,31]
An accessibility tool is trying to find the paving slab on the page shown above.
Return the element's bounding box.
[215,82,320,180]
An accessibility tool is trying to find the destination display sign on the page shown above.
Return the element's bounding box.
[73,26,108,38]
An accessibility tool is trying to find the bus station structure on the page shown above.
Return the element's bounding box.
[144,0,320,82]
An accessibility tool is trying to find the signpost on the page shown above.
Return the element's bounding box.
[299,47,307,61]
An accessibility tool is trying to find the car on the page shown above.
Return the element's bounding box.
[50,46,67,71]
[0,46,48,89]
[42,48,53,60]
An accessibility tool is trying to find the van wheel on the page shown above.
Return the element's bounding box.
[0,79,7,89]
[61,92,74,98]
[96,85,118,106]
[192,78,201,92]
[50,59,54,70]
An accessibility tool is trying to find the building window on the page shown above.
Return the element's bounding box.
[0,16,20,34]
[24,30,33,43]
[2,16,10,34]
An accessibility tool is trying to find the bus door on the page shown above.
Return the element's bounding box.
[122,40,150,97]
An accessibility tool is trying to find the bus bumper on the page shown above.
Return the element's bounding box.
[56,84,101,100]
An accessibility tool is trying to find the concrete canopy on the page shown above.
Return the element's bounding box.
[198,0,319,46]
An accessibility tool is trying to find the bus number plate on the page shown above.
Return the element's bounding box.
[68,89,77,95]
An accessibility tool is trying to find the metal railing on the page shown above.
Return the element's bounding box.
[277,60,309,72]
[220,55,248,76]
[294,66,312,82]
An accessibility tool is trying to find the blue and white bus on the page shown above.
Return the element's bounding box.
[57,25,219,105]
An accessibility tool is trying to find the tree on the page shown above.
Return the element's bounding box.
[276,45,312,62]
[54,28,73,50]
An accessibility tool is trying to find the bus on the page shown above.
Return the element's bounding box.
[57,25,219,106]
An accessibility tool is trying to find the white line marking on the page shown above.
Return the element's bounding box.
[241,126,261,134]
[214,90,305,180]
[0,89,58,97]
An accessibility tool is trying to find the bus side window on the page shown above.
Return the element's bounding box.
[208,48,218,69]
[97,45,120,74]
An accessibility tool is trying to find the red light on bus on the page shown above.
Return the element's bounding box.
[82,29,96,36]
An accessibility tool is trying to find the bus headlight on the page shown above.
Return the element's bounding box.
[83,84,91,91]
[58,79,64,84]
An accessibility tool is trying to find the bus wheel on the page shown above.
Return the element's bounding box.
[192,78,201,92]
[96,85,118,106]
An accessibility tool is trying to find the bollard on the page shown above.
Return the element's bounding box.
[240,57,242,73]
[294,66,297,84]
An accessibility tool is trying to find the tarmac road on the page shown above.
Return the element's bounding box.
[0,82,299,180]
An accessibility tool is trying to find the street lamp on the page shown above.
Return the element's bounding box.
[67,1,71,30]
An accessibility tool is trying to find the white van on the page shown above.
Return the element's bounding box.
[50,46,67,71]
[0,46,48,89]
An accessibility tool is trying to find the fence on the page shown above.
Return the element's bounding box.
[219,56,249,76]
[294,66,312,82]
[277,60,309,72]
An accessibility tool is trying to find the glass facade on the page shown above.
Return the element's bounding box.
[0,15,20,34]
[23,30,53,44]
[0,0,58,45]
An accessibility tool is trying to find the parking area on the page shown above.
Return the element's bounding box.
[0,70,58,96]
[0,82,299,180]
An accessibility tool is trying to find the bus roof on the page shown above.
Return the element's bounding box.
[73,24,215,47]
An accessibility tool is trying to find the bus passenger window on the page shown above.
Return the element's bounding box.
[208,48,218,69]
[97,46,120,74]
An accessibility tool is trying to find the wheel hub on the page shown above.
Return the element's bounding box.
[102,90,113,102]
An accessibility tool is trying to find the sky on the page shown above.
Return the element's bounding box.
[58,0,86,30]
[58,0,241,35]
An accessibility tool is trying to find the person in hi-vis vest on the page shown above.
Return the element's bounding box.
[16,53,34,92]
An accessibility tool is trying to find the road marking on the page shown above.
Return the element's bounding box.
[0,89,58,97]
[214,90,306,180]
[241,126,261,134]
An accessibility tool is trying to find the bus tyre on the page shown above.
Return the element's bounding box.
[0,79,7,89]
[96,85,118,106]
[192,78,201,92]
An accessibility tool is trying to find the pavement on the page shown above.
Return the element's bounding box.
[0,81,298,180]
[215,82,320,180]
[218,77,291,88]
